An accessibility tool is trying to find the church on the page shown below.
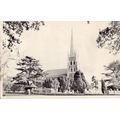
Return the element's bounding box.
[46,29,78,84]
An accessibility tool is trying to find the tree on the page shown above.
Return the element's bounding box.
[12,56,43,93]
[102,60,120,86]
[96,21,120,54]
[57,77,66,93]
[1,21,45,75]
[101,80,105,94]
[3,79,13,93]
[3,21,45,51]
[0,21,45,96]
[51,78,60,93]
[91,76,98,89]
[43,79,52,88]
[72,71,87,94]
[1,21,45,76]
[0,21,45,97]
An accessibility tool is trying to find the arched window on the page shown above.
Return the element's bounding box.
[70,61,72,65]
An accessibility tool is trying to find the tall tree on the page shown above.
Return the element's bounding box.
[11,56,43,93]
[96,21,120,54]
[1,21,45,79]
[71,71,87,94]
[57,77,66,93]
[0,21,44,96]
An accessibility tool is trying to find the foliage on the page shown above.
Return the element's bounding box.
[96,21,120,54]
[43,79,52,88]
[10,84,24,93]
[71,71,87,93]
[58,77,66,93]
[3,21,45,51]
[3,81,12,92]
[51,78,59,91]
[102,60,120,85]
[91,76,98,89]
[34,81,42,88]
[13,56,43,86]
[0,21,44,82]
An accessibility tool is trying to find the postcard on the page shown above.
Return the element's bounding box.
[0,21,120,98]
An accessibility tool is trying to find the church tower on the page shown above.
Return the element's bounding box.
[67,29,77,81]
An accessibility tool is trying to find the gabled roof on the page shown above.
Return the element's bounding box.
[45,69,67,78]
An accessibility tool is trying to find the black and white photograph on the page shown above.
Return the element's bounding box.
[0,21,120,97]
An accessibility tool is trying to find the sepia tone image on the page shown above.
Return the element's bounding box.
[0,21,120,98]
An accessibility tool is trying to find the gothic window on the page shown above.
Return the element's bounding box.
[70,61,72,65]
[74,61,75,65]
[71,68,72,72]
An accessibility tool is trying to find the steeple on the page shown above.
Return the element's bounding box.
[70,28,75,57]
[67,27,77,84]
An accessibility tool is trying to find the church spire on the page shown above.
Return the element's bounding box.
[67,27,77,86]
[70,28,75,57]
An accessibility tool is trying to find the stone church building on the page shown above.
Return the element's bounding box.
[46,29,78,88]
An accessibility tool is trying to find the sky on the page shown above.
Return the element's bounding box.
[5,21,120,82]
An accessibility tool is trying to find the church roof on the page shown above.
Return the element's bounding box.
[45,69,67,78]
